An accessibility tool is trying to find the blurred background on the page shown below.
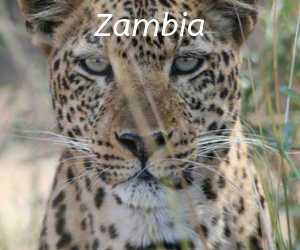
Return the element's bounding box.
[0,0,299,250]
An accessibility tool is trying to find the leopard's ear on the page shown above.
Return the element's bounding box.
[203,0,259,46]
[18,0,80,55]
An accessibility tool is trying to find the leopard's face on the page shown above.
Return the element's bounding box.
[21,0,257,209]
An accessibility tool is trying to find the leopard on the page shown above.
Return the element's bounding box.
[18,0,271,249]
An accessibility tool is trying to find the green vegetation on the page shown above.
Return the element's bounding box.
[241,1,300,249]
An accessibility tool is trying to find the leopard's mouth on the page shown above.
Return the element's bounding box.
[116,164,191,190]
[111,169,170,209]
[133,169,156,181]
[110,161,199,210]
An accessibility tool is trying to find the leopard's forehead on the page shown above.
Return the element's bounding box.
[79,0,204,20]
[54,0,230,70]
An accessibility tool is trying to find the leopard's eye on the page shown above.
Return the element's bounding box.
[172,56,203,75]
[80,58,111,76]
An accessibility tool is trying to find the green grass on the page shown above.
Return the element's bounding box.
[241,0,300,249]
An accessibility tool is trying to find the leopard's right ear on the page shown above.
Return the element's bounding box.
[18,0,80,55]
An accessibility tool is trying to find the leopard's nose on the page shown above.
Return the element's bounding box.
[115,132,145,159]
[115,132,168,161]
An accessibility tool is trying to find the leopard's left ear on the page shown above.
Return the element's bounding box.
[203,0,259,46]
[18,0,81,55]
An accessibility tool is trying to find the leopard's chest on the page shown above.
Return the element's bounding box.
[82,186,235,250]
[93,202,201,249]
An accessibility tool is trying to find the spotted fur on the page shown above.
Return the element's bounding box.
[18,0,269,249]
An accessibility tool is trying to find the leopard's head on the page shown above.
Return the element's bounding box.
[19,0,258,208]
